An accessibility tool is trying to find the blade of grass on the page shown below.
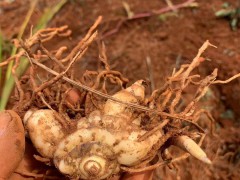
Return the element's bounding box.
[5,0,38,80]
[34,0,67,31]
[0,30,3,88]
[0,0,68,110]
[0,59,28,110]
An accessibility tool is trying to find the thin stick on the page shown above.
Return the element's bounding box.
[101,0,197,39]
[154,0,197,14]
[165,0,177,13]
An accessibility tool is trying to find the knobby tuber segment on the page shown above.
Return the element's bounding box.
[1,16,240,179]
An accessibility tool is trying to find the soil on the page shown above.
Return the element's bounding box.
[0,0,240,179]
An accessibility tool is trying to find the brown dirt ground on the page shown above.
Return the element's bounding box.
[0,0,240,179]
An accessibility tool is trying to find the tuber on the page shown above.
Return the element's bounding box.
[24,80,211,179]
[24,109,66,158]
[24,81,163,179]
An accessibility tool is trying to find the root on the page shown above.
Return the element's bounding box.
[61,16,102,63]
[15,170,44,178]
[33,154,51,164]
[14,170,61,179]
[15,27,239,132]
[212,73,240,84]
[11,56,25,105]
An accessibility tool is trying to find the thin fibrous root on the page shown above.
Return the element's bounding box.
[212,73,240,84]
[26,58,198,122]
